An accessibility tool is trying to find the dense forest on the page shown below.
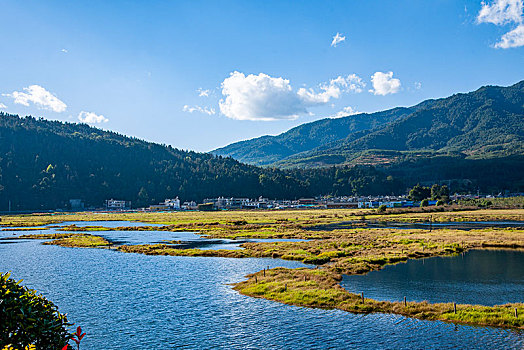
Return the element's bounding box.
[0,113,403,211]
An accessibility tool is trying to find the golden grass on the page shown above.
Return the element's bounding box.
[234,266,524,329]
[15,233,111,248]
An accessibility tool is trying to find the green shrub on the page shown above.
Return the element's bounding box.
[0,272,70,349]
[436,200,444,206]
[420,199,429,207]
[377,204,387,213]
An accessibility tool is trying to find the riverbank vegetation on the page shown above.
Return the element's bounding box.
[234,268,524,329]
[0,272,70,349]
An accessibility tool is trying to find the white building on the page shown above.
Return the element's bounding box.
[182,201,197,210]
[164,197,181,210]
[105,199,131,210]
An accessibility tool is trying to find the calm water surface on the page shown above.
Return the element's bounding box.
[342,249,524,306]
[1,222,523,349]
[2,220,306,250]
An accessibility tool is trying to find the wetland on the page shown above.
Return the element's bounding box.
[2,208,524,348]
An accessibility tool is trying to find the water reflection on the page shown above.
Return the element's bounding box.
[342,249,524,306]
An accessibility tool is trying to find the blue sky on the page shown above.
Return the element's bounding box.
[1,0,523,151]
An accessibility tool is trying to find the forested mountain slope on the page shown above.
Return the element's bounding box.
[0,113,402,210]
[212,106,423,166]
[216,81,524,168]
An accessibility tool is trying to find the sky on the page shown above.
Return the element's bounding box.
[0,0,523,152]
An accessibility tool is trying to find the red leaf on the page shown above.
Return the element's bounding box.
[79,332,86,340]
[75,326,82,337]
[61,346,69,350]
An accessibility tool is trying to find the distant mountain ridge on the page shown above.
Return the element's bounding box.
[213,106,420,166]
[213,81,524,168]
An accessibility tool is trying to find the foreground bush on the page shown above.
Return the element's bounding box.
[0,272,70,349]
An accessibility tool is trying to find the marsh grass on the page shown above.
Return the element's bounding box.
[16,233,111,247]
[234,267,524,329]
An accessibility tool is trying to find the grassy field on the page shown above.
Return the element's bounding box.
[3,207,524,329]
[2,206,524,228]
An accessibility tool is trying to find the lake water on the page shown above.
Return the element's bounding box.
[1,222,523,349]
[342,249,524,306]
[2,221,306,250]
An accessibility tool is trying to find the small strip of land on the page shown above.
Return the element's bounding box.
[16,233,111,248]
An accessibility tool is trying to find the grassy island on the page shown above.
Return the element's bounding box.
[16,233,111,248]
[3,208,524,329]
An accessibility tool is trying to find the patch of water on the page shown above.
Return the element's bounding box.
[342,249,524,306]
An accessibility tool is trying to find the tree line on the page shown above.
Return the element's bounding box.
[0,113,405,210]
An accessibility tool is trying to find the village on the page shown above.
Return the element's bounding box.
[97,193,510,212]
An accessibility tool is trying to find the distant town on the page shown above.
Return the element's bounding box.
[61,192,524,213]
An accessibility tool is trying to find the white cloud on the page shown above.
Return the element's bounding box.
[495,23,524,47]
[298,74,365,104]
[0,103,6,109]
[477,0,523,25]
[219,72,305,121]
[331,32,346,47]
[369,71,401,96]
[477,0,524,48]
[3,85,67,112]
[182,105,216,115]
[332,106,359,118]
[197,88,210,97]
[218,72,363,121]
[78,111,109,124]
[414,82,422,90]
[61,48,68,53]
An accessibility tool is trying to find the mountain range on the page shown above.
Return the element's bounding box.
[213,80,524,168]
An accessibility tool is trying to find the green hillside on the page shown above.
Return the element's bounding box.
[215,81,524,168]
[0,113,404,211]
[212,106,422,166]
[281,80,524,167]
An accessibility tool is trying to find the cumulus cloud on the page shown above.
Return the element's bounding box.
[3,85,67,112]
[61,48,68,53]
[495,23,524,47]
[414,82,422,90]
[331,32,346,47]
[218,72,364,121]
[219,72,303,121]
[332,106,359,118]
[477,0,524,48]
[78,111,109,124]
[182,104,216,115]
[477,0,522,25]
[197,88,210,97]
[298,74,365,104]
[0,103,6,109]
[369,71,401,96]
